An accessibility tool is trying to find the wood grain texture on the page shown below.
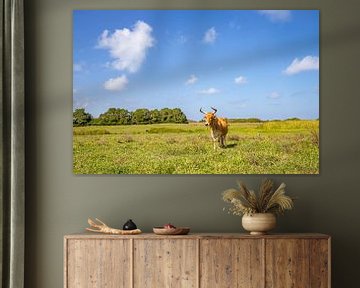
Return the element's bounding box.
[265,239,310,288]
[310,239,330,288]
[133,239,197,288]
[200,239,264,288]
[64,234,330,288]
[66,239,131,288]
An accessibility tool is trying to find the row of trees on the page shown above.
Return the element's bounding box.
[73,107,188,126]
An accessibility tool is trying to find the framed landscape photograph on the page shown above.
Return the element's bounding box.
[73,10,319,174]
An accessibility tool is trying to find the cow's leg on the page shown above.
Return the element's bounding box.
[212,136,218,150]
[222,136,227,148]
[220,136,224,148]
[218,138,223,149]
[211,130,218,150]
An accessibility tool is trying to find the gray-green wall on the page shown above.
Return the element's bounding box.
[24,0,360,287]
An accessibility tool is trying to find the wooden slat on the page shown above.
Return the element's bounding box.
[196,239,200,288]
[66,239,131,288]
[200,239,264,288]
[133,239,197,288]
[265,239,310,288]
[310,239,330,288]
[130,238,134,288]
[262,239,266,288]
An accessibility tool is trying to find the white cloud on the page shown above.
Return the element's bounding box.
[234,76,247,85]
[268,91,281,99]
[104,75,129,91]
[284,56,319,75]
[198,88,220,95]
[98,21,155,73]
[258,10,291,22]
[185,74,198,85]
[203,27,217,44]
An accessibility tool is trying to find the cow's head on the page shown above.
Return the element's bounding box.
[200,107,217,126]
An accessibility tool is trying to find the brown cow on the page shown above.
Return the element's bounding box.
[200,107,228,149]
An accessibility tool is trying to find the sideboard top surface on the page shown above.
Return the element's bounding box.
[64,232,330,240]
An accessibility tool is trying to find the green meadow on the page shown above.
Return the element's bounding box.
[73,120,319,174]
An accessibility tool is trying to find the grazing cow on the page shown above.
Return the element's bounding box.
[200,107,228,149]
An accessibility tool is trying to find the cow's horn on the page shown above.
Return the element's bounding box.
[200,108,206,114]
[211,107,217,114]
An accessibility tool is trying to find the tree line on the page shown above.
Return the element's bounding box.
[73,107,188,126]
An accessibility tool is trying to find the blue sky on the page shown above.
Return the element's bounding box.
[73,10,319,120]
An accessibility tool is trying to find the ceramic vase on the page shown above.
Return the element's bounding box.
[242,213,276,235]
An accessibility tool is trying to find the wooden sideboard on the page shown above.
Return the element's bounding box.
[64,233,330,288]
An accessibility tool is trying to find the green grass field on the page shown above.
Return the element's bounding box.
[73,120,319,174]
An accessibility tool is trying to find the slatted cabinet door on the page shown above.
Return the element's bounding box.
[265,238,330,288]
[266,239,310,287]
[309,239,330,288]
[200,239,264,288]
[65,239,131,288]
[133,239,198,288]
